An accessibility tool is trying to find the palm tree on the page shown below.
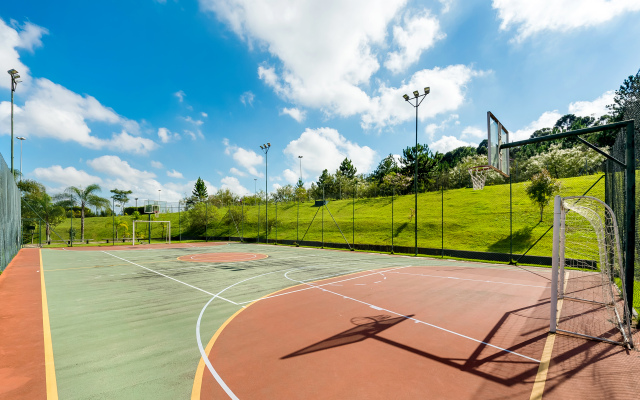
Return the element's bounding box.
[56,184,109,241]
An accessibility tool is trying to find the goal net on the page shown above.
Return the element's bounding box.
[132,220,171,245]
[551,195,636,348]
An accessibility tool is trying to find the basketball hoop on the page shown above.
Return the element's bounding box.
[468,165,492,190]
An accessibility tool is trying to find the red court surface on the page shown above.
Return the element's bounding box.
[0,249,46,400]
[49,241,229,251]
[198,264,640,399]
[177,252,268,262]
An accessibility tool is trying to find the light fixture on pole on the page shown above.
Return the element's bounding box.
[158,189,161,201]
[8,69,22,175]
[259,143,271,243]
[16,136,26,181]
[135,198,138,209]
[297,155,303,244]
[402,86,430,257]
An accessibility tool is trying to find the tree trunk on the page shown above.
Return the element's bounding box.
[81,204,85,241]
[540,205,544,222]
[46,223,51,244]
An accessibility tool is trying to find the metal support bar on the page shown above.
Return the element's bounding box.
[576,137,625,167]
[300,206,322,243]
[500,120,634,149]
[324,205,351,250]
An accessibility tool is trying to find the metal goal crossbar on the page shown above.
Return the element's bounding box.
[132,220,171,245]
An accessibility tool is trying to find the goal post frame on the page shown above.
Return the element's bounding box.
[551,195,634,348]
[500,118,635,315]
[132,220,171,245]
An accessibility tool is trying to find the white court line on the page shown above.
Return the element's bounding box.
[282,270,541,363]
[235,266,410,305]
[101,251,239,305]
[387,271,549,289]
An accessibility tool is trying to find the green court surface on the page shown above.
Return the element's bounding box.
[42,243,478,399]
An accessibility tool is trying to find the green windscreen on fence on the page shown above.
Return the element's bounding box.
[0,151,21,272]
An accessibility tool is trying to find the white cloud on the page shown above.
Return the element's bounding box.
[460,126,484,140]
[568,90,615,118]
[201,112,208,118]
[512,111,563,142]
[106,130,157,154]
[424,114,459,141]
[151,161,164,169]
[493,0,640,42]
[201,2,483,129]
[33,165,101,187]
[223,139,264,177]
[174,90,186,102]
[0,77,153,154]
[430,135,473,153]
[230,167,247,177]
[183,116,204,126]
[184,129,205,140]
[282,168,300,184]
[87,155,156,180]
[167,169,184,179]
[385,11,445,74]
[240,91,255,106]
[283,127,377,180]
[280,107,306,122]
[158,127,180,143]
[362,65,486,129]
[0,19,48,91]
[220,176,250,196]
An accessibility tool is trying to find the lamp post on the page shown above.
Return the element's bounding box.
[403,86,430,257]
[16,136,26,181]
[260,143,271,244]
[8,69,22,174]
[135,198,138,210]
[297,155,303,244]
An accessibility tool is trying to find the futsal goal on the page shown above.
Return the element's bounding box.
[132,220,171,245]
[550,195,636,348]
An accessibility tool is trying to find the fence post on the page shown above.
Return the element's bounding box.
[275,200,278,244]
[391,188,394,254]
[322,186,324,248]
[205,202,208,242]
[352,181,356,251]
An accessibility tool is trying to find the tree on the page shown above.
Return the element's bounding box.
[338,158,357,179]
[110,189,132,213]
[525,169,561,222]
[381,172,412,194]
[57,184,110,241]
[192,177,208,202]
[369,154,400,184]
[609,68,640,124]
[34,194,66,243]
[442,146,476,169]
[400,143,442,192]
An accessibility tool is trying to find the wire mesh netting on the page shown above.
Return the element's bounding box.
[0,151,21,272]
[556,196,636,348]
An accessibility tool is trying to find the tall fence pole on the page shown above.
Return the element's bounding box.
[275,200,278,244]
[241,199,244,242]
[624,121,636,316]
[205,202,208,242]
[391,188,394,254]
[257,201,260,243]
[322,186,325,248]
[352,182,356,250]
[441,174,444,257]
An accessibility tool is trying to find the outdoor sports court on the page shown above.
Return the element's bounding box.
[1,242,638,399]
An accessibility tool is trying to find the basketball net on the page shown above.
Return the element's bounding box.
[154,211,160,218]
[468,166,491,190]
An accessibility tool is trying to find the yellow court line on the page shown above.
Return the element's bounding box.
[529,271,569,400]
[40,249,59,399]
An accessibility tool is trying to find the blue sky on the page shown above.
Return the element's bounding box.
[1,0,639,204]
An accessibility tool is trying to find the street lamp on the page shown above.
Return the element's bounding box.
[259,143,271,243]
[8,69,22,174]
[16,136,26,181]
[297,155,303,244]
[403,86,430,256]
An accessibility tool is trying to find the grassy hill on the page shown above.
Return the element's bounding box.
[40,173,605,259]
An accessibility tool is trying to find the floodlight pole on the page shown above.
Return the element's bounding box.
[298,155,303,244]
[260,143,271,243]
[16,136,25,181]
[403,87,430,257]
[8,69,21,175]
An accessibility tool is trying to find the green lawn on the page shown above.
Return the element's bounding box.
[39,173,605,259]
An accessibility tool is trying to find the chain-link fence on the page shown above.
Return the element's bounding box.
[0,151,21,272]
